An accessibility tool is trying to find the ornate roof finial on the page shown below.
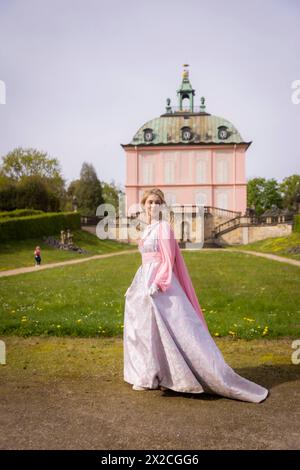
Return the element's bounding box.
[177,65,195,112]
[182,64,189,79]
[200,96,206,112]
[165,97,172,113]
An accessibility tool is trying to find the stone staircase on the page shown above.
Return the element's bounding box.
[202,207,242,248]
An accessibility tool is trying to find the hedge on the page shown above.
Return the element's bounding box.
[0,212,81,242]
[294,214,300,233]
[0,209,44,219]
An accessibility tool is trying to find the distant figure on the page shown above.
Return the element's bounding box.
[34,246,41,266]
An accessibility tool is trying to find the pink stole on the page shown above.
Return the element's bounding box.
[154,221,209,331]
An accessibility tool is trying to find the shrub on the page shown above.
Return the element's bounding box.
[0,212,81,242]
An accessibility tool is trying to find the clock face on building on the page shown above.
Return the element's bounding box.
[182,130,192,141]
[218,128,228,140]
[144,130,153,142]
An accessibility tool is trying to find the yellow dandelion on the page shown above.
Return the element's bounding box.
[214,332,220,337]
[262,326,269,336]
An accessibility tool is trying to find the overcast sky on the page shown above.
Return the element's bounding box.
[0,0,299,189]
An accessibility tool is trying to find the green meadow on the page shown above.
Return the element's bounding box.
[225,232,300,261]
[0,229,136,271]
[0,249,299,340]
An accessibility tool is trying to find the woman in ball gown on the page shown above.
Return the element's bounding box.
[123,188,269,403]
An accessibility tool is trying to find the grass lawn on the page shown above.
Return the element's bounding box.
[224,232,300,261]
[0,229,136,271]
[0,250,299,339]
[1,336,294,381]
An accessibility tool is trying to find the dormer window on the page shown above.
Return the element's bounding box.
[143,128,154,142]
[218,126,229,140]
[181,126,192,141]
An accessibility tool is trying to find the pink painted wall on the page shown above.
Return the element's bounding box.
[124,145,248,215]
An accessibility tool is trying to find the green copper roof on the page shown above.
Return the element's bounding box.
[126,114,249,146]
[122,67,251,148]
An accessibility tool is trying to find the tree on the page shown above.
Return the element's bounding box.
[1,147,62,180]
[0,179,18,211]
[0,147,66,211]
[261,178,283,210]
[73,163,104,216]
[16,175,51,211]
[247,177,283,215]
[102,180,125,213]
[280,175,300,211]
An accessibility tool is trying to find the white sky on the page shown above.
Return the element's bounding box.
[0,0,299,189]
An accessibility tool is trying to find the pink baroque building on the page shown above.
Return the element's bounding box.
[121,67,251,215]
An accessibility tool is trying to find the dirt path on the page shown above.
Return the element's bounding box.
[0,249,139,278]
[0,336,299,450]
[0,247,299,279]
[226,249,300,268]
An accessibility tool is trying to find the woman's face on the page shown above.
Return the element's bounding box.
[144,194,161,219]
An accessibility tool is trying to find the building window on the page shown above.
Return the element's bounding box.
[142,160,154,184]
[196,159,207,183]
[217,192,229,210]
[165,192,176,205]
[218,126,229,140]
[181,126,192,141]
[143,128,154,142]
[164,159,175,184]
[216,158,229,183]
[195,192,208,206]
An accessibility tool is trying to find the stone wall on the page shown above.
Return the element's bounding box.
[217,223,293,246]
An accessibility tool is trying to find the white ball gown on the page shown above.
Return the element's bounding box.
[123,220,269,403]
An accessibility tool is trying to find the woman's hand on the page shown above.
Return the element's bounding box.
[148,283,160,297]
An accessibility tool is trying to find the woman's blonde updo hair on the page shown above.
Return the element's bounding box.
[140,188,166,207]
[140,188,174,227]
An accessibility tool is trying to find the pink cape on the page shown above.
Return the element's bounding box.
[153,221,209,331]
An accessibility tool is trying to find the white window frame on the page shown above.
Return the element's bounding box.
[164,159,175,184]
[216,191,229,210]
[165,192,176,205]
[216,157,229,183]
[142,159,154,184]
[196,159,207,183]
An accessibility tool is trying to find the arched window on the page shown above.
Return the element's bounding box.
[182,97,190,111]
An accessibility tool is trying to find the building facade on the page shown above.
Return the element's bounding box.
[121,67,251,215]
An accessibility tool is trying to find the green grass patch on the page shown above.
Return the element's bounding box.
[0,229,136,271]
[0,250,299,340]
[224,232,300,261]
[0,336,294,383]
